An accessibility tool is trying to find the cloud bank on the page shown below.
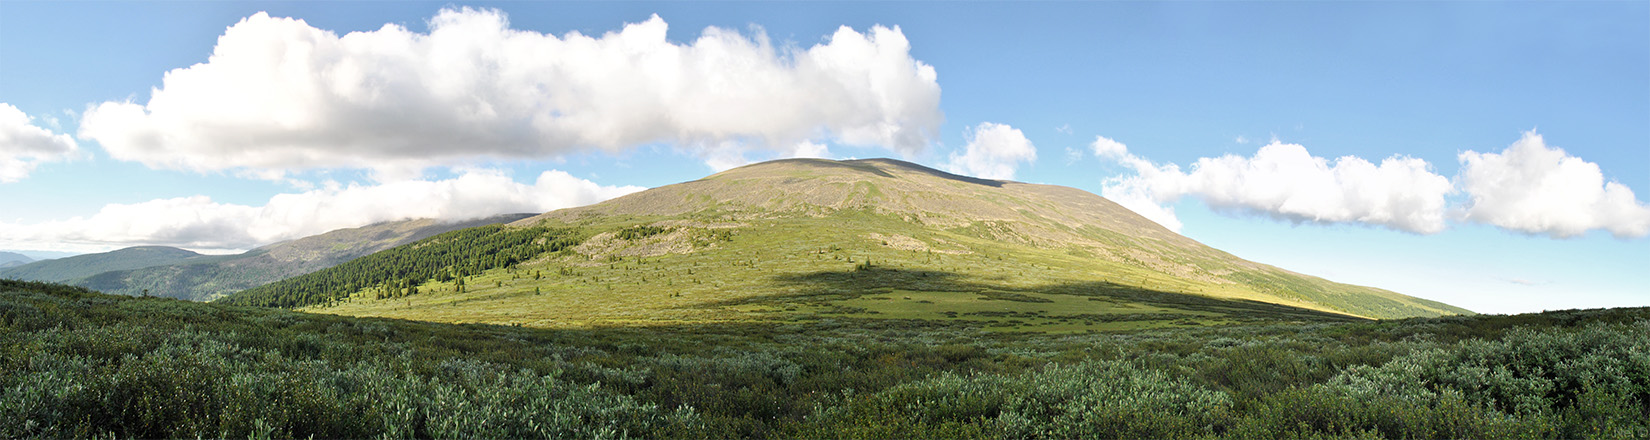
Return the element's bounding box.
[945,122,1036,180]
[1096,132,1648,239]
[1458,132,1650,238]
[0,103,80,183]
[0,170,642,253]
[1098,136,1453,234]
[79,8,942,174]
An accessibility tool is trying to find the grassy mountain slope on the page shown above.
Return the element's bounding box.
[69,214,533,301]
[9,279,1647,438]
[0,246,205,282]
[223,158,1467,330]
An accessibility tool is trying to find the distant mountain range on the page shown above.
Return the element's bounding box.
[223,158,1468,330]
[0,246,204,281]
[0,251,33,269]
[0,214,532,301]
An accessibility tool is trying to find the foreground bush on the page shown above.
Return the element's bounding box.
[3,279,1649,439]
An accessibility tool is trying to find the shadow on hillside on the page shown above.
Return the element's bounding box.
[696,266,1363,323]
[853,159,1007,188]
[900,166,1006,188]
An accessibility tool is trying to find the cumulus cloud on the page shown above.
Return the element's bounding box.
[79,8,942,174]
[1100,182,1185,232]
[0,103,80,182]
[1089,135,1128,159]
[697,139,838,173]
[1096,136,1454,234]
[1458,131,1650,238]
[0,170,642,253]
[945,122,1037,180]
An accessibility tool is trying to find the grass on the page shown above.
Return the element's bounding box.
[478,157,1469,321]
[300,211,1367,331]
[6,278,1647,439]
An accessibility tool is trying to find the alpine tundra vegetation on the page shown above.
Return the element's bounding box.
[221,159,1467,330]
[4,279,1648,438]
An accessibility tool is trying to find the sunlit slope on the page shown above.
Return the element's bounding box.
[516,158,1468,319]
[224,158,1467,329]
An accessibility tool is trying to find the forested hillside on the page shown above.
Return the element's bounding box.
[10,214,533,302]
[219,225,583,308]
[5,279,1647,438]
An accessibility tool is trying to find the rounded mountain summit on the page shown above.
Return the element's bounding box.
[232,158,1469,329]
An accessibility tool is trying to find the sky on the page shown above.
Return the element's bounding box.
[0,1,1645,314]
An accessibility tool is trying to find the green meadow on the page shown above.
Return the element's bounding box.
[247,212,1371,332]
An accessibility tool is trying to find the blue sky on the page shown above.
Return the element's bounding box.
[0,1,1644,314]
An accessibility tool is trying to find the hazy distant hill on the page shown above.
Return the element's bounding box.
[67,214,534,301]
[224,158,1468,329]
[0,251,32,268]
[0,246,207,282]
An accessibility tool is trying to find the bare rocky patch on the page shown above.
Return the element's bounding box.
[865,232,971,255]
[573,221,743,263]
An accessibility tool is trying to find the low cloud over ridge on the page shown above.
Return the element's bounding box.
[945,122,1037,180]
[79,8,942,175]
[0,170,642,253]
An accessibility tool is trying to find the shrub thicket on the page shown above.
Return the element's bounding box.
[4,279,1648,439]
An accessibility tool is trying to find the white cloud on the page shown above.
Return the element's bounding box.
[790,140,831,159]
[0,170,643,253]
[79,8,942,174]
[1458,131,1650,239]
[1097,138,1453,234]
[945,122,1036,180]
[1089,135,1128,159]
[0,103,80,183]
[1100,182,1184,232]
[698,140,837,173]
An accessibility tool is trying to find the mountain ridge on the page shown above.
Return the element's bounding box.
[0,246,206,282]
[0,251,32,269]
[3,214,533,301]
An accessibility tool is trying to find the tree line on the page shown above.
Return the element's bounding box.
[217,225,582,308]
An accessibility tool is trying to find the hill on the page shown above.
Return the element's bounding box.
[221,158,1467,330]
[7,278,1647,438]
[0,246,206,282]
[0,251,31,268]
[65,214,534,301]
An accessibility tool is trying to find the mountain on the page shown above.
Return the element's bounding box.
[222,158,1468,329]
[0,246,207,282]
[11,250,82,260]
[66,213,535,301]
[0,251,31,269]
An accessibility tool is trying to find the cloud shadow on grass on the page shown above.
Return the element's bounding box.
[691,266,1365,323]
